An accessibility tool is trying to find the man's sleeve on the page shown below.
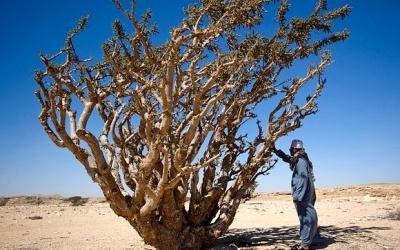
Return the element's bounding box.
[274,149,291,163]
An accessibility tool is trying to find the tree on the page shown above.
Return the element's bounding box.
[35,0,349,249]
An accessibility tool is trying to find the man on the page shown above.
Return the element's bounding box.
[272,139,318,250]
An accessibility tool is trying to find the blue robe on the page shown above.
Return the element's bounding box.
[291,158,318,246]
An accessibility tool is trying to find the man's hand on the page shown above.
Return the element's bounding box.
[271,142,277,152]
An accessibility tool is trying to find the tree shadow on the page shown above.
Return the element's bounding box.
[209,225,391,249]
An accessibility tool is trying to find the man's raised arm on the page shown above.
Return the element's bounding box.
[272,144,291,163]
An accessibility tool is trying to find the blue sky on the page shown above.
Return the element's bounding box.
[0,0,399,197]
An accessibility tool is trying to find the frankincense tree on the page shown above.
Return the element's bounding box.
[35,0,349,249]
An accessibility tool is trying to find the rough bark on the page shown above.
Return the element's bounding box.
[35,0,350,249]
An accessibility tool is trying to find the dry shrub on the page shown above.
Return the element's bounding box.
[388,208,400,220]
[0,197,10,206]
[26,196,43,205]
[243,181,259,201]
[63,196,88,206]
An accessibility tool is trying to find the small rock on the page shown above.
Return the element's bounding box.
[27,216,43,220]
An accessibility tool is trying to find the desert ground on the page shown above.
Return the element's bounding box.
[1,184,399,250]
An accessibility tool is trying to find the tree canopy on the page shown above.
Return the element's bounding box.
[35,0,350,249]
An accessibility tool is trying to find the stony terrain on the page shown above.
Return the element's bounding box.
[0,184,399,249]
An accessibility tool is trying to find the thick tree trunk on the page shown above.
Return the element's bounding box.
[123,209,231,250]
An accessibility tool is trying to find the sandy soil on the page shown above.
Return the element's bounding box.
[1,184,399,249]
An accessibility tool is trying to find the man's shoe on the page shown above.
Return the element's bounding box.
[290,244,312,250]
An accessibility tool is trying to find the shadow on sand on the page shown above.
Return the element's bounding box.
[208,225,391,249]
